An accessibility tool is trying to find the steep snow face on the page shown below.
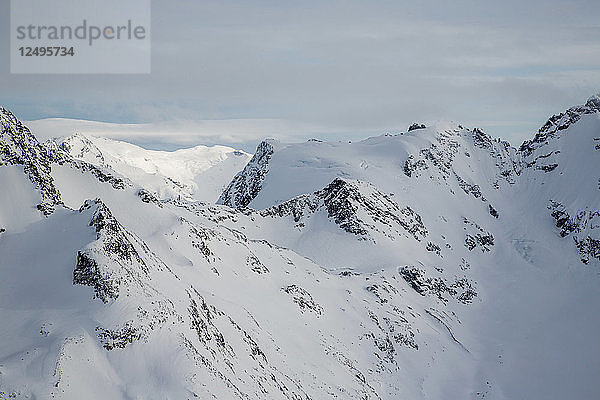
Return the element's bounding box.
[52,133,252,202]
[1,98,600,400]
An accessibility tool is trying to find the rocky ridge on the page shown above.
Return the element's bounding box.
[0,107,61,215]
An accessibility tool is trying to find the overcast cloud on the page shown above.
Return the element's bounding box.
[1,0,599,150]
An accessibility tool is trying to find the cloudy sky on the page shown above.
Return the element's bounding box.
[1,0,599,150]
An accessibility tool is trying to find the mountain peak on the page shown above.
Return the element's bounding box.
[0,106,61,215]
[55,132,104,164]
[585,93,600,110]
[519,93,600,156]
[408,123,427,132]
[217,139,277,208]
[0,107,37,144]
[52,133,252,203]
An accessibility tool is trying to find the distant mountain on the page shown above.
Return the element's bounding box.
[49,133,252,203]
[1,96,599,399]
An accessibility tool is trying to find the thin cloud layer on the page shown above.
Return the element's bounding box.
[26,117,349,151]
[2,0,599,147]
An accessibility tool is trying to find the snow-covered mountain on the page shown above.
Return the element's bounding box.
[51,133,252,202]
[1,96,599,400]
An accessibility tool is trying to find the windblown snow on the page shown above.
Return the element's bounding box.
[1,96,600,399]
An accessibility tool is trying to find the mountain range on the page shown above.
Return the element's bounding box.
[0,95,599,399]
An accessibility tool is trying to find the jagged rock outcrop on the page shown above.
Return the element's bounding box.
[549,200,600,264]
[463,217,495,252]
[137,188,163,207]
[408,123,426,131]
[261,178,428,242]
[74,199,168,301]
[402,127,461,179]
[520,94,600,157]
[217,139,277,208]
[74,199,180,353]
[403,125,520,192]
[0,107,61,214]
[399,266,477,304]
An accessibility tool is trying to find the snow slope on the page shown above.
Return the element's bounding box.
[51,133,252,202]
[1,96,600,399]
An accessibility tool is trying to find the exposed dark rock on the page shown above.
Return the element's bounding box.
[426,241,442,256]
[403,155,427,177]
[463,218,494,252]
[549,200,600,264]
[96,322,143,350]
[261,178,428,242]
[282,285,323,315]
[403,129,461,179]
[180,217,219,264]
[576,236,600,265]
[455,173,485,201]
[471,128,493,149]
[83,199,150,272]
[73,251,119,303]
[247,253,269,274]
[408,123,426,132]
[549,200,585,237]
[45,139,128,190]
[538,163,558,172]
[137,188,163,207]
[218,139,276,208]
[520,94,600,156]
[0,107,62,215]
[399,266,477,304]
[73,199,174,308]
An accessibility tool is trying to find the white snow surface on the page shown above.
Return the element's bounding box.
[1,97,600,399]
[52,133,252,202]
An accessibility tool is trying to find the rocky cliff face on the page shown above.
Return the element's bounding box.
[0,107,61,215]
[217,139,278,208]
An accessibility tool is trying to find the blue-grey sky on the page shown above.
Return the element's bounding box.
[1,0,599,150]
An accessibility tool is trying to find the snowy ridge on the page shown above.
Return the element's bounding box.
[74,198,170,302]
[519,94,600,156]
[261,177,428,242]
[51,133,252,202]
[217,98,599,269]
